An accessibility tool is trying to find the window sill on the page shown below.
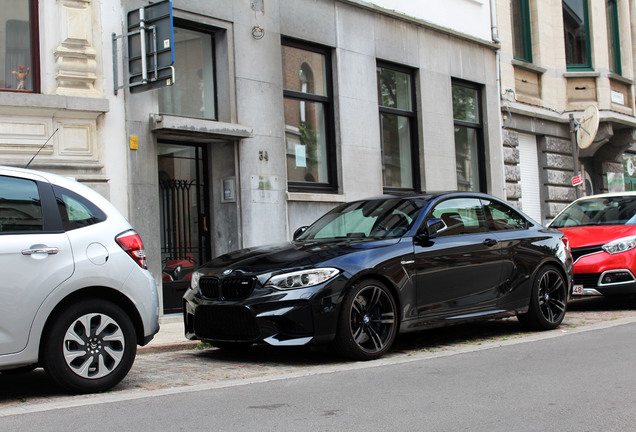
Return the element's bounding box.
[511,59,546,75]
[286,192,347,203]
[0,92,108,113]
[608,73,633,85]
[563,71,599,79]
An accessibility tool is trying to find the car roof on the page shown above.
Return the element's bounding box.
[572,191,636,202]
[0,165,125,220]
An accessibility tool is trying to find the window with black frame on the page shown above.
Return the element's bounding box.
[1,0,39,92]
[452,81,485,192]
[282,39,336,192]
[511,0,533,63]
[158,22,217,120]
[563,0,592,70]
[377,63,418,191]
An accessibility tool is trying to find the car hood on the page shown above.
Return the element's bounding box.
[198,238,402,276]
[557,225,636,247]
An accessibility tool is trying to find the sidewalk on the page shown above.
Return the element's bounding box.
[138,314,199,354]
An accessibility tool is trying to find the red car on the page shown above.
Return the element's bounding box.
[549,192,636,297]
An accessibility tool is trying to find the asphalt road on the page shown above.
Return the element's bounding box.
[1,297,636,431]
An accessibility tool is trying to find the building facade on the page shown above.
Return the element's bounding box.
[1,0,504,314]
[497,0,636,224]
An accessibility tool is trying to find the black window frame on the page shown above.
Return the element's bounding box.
[452,79,487,193]
[158,18,218,121]
[1,0,40,93]
[282,37,337,193]
[377,60,420,193]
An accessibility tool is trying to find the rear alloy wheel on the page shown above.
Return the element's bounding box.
[333,279,397,361]
[518,265,567,330]
[42,299,137,394]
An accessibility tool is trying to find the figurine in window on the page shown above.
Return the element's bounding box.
[12,65,29,90]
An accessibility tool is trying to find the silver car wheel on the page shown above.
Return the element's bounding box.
[63,313,126,379]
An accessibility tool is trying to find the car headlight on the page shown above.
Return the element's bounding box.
[265,268,340,290]
[190,271,202,290]
[602,236,636,254]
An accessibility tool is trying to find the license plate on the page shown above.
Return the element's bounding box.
[572,285,584,295]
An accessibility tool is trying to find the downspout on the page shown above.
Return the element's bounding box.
[490,0,507,199]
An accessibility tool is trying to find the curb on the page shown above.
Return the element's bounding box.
[138,341,200,355]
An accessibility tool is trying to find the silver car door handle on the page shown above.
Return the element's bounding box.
[22,247,59,255]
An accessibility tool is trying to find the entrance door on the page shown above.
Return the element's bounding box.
[158,142,211,313]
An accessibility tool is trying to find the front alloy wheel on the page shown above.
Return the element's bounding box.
[518,265,567,330]
[333,279,397,360]
[43,299,136,393]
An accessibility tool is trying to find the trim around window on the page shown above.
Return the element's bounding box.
[377,61,420,192]
[282,38,337,193]
[511,0,533,63]
[563,0,592,71]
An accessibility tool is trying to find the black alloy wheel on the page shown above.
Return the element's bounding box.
[333,279,397,361]
[518,265,567,330]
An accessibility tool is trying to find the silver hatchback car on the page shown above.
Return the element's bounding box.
[0,166,159,393]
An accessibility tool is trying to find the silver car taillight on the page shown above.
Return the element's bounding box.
[116,230,148,269]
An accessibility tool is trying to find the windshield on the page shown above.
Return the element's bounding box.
[297,198,426,240]
[550,196,636,227]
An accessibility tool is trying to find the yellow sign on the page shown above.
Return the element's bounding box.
[129,136,139,150]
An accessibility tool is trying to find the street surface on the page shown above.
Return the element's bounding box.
[1,297,636,430]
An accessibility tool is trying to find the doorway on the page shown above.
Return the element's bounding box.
[158,142,211,314]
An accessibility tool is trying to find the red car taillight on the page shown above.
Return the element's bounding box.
[116,230,148,269]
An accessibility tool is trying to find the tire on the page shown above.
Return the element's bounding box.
[332,279,397,361]
[518,265,567,330]
[42,299,137,394]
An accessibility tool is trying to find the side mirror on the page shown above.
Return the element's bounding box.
[424,218,446,238]
[293,226,308,241]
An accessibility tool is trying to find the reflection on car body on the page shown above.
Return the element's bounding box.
[184,192,573,360]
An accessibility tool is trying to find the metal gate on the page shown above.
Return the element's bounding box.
[158,143,210,313]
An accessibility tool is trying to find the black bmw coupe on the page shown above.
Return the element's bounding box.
[184,192,573,360]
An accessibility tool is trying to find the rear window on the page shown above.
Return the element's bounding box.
[53,185,106,231]
[0,176,43,232]
[550,196,636,227]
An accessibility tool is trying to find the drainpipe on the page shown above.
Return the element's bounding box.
[490,0,507,199]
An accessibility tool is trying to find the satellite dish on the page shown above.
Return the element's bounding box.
[577,105,599,149]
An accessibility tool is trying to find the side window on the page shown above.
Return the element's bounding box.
[0,176,43,232]
[431,197,487,236]
[53,185,106,231]
[483,199,528,231]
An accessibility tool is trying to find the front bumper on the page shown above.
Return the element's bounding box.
[572,250,636,296]
[183,275,347,346]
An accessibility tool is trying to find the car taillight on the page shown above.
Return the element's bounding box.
[116,230,148,269]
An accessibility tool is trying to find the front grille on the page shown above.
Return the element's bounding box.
[571,245,603,263]
[199,277,220,299]
[194,305,260,341]
[573,273,601,288]
[222,277,256,300]
[199,276,256,300]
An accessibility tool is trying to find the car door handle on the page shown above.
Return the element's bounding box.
[482,238,498,247]
[22,247,59,255]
